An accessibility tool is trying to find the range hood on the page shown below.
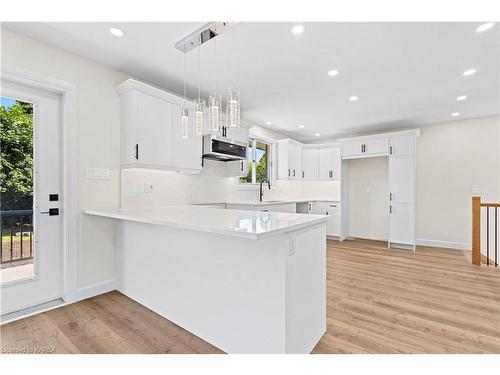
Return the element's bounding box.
[202,134,247,162]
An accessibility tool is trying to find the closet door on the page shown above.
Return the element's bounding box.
[389,156,415,203]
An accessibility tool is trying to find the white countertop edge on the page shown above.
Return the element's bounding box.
[83,209,328,240]
[200,199,341,206]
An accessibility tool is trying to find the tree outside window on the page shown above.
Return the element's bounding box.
[240,139,271,184]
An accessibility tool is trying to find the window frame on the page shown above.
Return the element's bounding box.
[239,137,273,186]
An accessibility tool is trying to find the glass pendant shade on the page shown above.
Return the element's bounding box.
[194,99,205,136]
[226,86,240,129]
[208,94,222,132]
[181,108,189,138]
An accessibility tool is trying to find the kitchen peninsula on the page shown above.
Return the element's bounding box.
[84,206,328,353]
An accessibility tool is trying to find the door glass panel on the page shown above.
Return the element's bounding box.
[0,97,34,283]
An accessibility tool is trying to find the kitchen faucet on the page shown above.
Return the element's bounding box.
[259,180,271,202]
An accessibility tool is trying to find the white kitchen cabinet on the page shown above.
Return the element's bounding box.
[302,148,319,180]
[340,136,389,159]
[171,105,202,171]
[226,159,248,177]
[310,201,327,215]
[116,79,202,173]
[277,139,303,180]
[318,146,341,180]
[390,134,415,156]
[389,156,415,203]
[389,204,415,246]
[226,126,249,144]
[326,201,340,237]
[341,140,364,158]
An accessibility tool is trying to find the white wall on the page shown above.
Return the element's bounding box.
[1,29,128,289]
[347,157,389,241]
[416,116,500,250]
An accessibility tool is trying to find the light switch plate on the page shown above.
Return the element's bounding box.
[471,187,489,195]
[86,168,110,180]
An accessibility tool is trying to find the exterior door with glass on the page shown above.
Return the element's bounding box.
[1,79,63,316]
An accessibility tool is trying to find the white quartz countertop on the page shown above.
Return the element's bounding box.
[84,206,328,240]
[197,199,340,207]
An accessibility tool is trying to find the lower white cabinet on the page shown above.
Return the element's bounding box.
[389,203,415,246]
[310,201,327,215]
[326,202,340,237]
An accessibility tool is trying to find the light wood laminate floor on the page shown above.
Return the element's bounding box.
[1,239,499,354]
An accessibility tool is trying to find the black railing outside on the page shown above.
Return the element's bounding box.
[0,210,34,265]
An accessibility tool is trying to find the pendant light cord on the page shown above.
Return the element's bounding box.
[198,44,201,101]
[183,51,186,107]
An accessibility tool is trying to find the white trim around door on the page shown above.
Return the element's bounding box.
[1,64,79,304]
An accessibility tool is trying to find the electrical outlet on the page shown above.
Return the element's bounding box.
[289,237,296,256]
[86,168,110,180]
[144,183,154,193]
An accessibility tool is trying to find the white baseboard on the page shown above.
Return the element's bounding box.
[76,279,117,301]
[416,239,470,251]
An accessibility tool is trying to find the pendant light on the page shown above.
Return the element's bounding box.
[181,52,189,138]
[226,24,240,129]
[194,45,205,136]
[208,37,221,132]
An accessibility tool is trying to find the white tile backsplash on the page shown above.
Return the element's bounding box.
[121,164,340,208]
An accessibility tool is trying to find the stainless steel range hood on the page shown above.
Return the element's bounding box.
[202,134,247,162]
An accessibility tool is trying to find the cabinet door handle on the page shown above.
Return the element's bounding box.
[389,205,392,214]
[302,171,304,178]
[135,144,139,160]
[288,169,290,177]
[390,192,393,201]
[293,169,296,177]
[240,161,244,172]
[389,146,393,155]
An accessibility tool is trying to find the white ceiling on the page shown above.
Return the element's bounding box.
[4,22,499,141]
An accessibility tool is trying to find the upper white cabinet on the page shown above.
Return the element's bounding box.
[340,136,389,159]
[318,146,341,181]
[226,126,249,144]
[389,134,415,156]
[171,105,202,171]
[116,79,202,173]
[277,139,303,180]
[302,148,319,180]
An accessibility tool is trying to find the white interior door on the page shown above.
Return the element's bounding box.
[1,80,63,316]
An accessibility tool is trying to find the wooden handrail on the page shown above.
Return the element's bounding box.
[480,203,500,207]
[472,196,481,265]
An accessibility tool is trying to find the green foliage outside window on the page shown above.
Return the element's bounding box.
[0,101,34,210]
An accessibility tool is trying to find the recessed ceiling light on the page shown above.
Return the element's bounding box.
[315,133,321,137]
[349,95,358,102]
[463,68,477,76]
[476,22,495,33]
[291,25,305,35]
[298,125,305,129]
[451,112,461,117]
[327,70,339,77]
[109,27,125,37]
[265,121,272,125]
[456,95,467,101]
